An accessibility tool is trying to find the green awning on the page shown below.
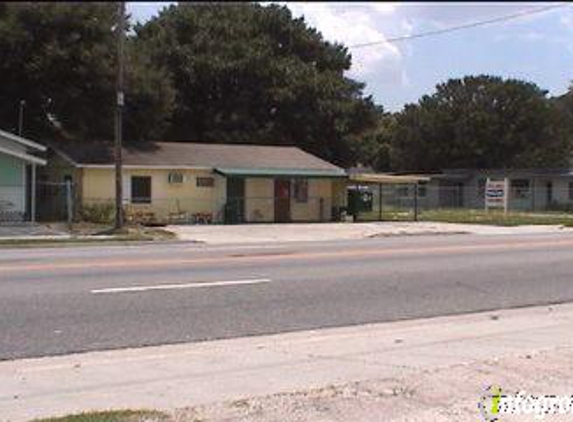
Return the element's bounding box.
[215,167,348,178]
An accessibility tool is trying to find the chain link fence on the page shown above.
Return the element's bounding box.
[4,181,573,226]
[0,184,26,224]
[349,182,573,224]
[0,181,74,225]
[80,196,336,225]
[0,183,337,225]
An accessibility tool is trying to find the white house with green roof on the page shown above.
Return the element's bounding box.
[0,129,46,222]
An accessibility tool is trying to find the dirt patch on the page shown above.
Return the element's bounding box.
[174,347,573,422]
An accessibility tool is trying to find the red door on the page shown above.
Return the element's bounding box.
[274,180,291,223]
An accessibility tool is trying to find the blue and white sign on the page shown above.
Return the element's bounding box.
[485,178,508,212]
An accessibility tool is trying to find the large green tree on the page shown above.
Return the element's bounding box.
[554,84,573,124]
[134,2,379,165]
[390,75,571,171]
[0,2,173,142]
[350,109,395,171]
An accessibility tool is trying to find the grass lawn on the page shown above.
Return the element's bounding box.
[0,225,178,248]
[358,208,573,226]
[32,410,170,422]
[419,209,573,226]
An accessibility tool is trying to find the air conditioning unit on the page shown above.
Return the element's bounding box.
[168,172,184,184]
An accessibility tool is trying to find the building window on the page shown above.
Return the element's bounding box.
[131,176,152,204]
[293,178,308,203]
[196,177,214,188]
[511,179,530,199]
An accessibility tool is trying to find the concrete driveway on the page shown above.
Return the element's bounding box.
[0,223,69,239]
[167,221,570,244]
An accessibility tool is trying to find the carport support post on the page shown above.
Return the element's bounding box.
[66,179,73,230]
[413,182,419,222]
[378,183,382,221]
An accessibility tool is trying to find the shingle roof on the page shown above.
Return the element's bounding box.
[53,141,344,173]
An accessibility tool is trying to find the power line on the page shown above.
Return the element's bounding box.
[349,3,570,49]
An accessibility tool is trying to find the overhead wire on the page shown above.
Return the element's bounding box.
[348,3,570,49]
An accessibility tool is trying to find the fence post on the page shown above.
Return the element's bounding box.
[504,177,509,215]
[531,178,536,211]
[413,183,419,222]
[66,180,73,230]
[31,164,36,223]
[378,183,382,221]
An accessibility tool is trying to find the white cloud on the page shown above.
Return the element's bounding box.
[494,30,545,42]
[127,1,571,109]
[366,2,400,15]
[400,2,560,28]
[284,2,406,84]
[561,10,573,29]
[127,2,175,24]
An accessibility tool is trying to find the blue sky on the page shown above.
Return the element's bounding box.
[127,2,573,112]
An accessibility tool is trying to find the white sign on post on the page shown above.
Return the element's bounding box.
[485,178,508,213]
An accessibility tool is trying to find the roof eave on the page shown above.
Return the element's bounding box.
[0,129,47,152]
[349,173,430,184]
[78,164,213,170]
[0,144,46,165]
[214,167,348,178]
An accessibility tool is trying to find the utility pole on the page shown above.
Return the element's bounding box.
[18,100,25,136]
[114,1,125,230]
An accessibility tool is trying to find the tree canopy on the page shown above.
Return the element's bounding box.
[0,2,117,139]
[133,3,379,165]
[0,4,570,170]
[388,75,571,171]
[0,2,379,166]
[0,2,174,142]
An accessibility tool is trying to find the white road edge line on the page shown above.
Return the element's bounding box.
[90,278,272,294]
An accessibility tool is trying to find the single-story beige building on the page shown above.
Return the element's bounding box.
[41,141,348,224]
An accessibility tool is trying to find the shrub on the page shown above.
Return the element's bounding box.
[79,203,115,224]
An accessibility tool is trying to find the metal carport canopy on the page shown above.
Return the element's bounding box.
[349,173,430,184]
[215,168,348,178]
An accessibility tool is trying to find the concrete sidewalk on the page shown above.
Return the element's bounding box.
[168,221,571,244]
[2,303,573,421]
[0,224,69,240]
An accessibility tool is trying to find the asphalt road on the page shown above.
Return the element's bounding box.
[2,232,573,360]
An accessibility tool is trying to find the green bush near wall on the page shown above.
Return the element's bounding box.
[79,203,115,224]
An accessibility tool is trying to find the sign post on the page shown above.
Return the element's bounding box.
[485,178,509,214]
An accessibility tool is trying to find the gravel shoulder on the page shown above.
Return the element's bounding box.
[5,304,573,422]
[176,347,573,422]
